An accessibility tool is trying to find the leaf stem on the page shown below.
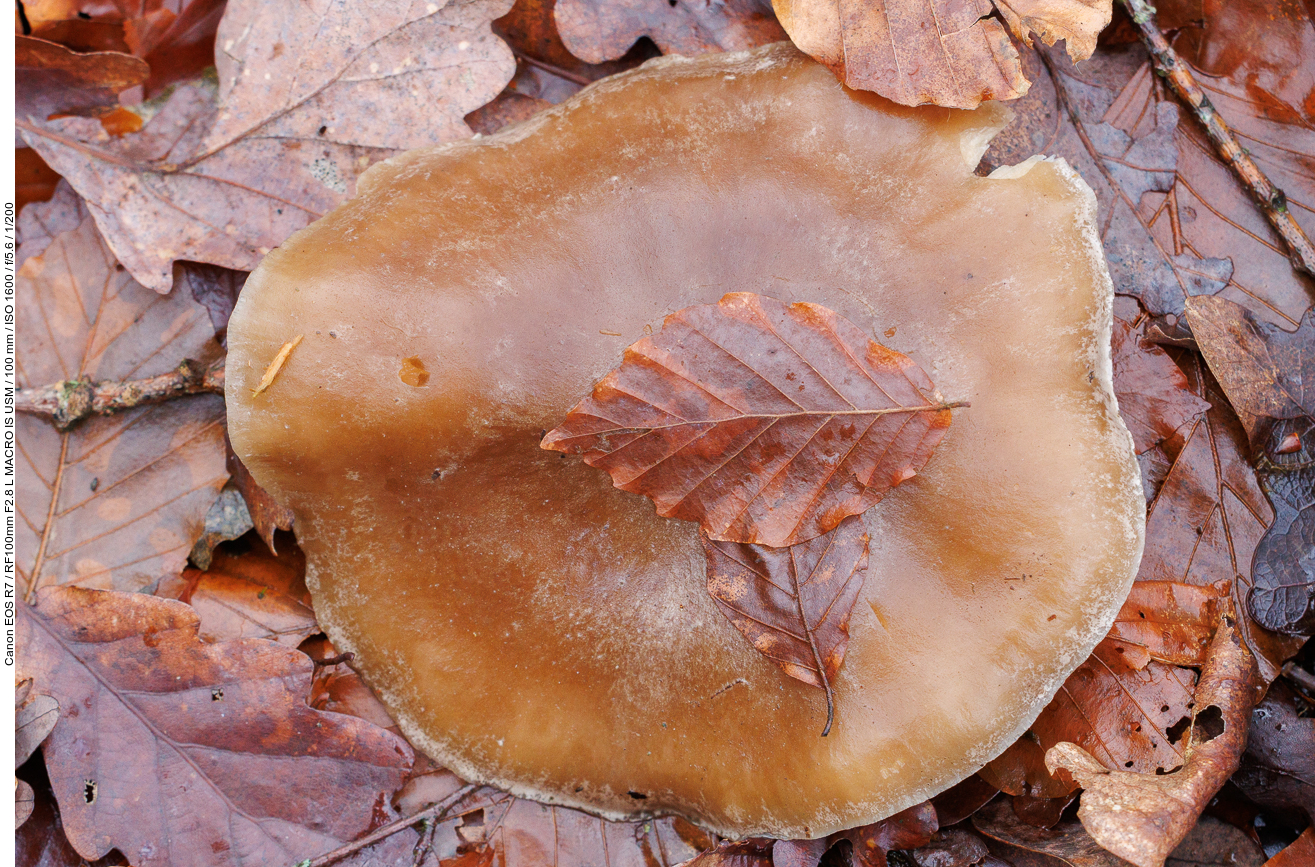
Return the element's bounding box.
[1118,0,1315,278]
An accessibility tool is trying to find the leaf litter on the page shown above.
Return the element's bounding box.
[14,0,1315,865]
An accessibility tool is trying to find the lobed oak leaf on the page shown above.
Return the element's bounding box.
[16,34,149,127]
[392,781,709,867]
[16,201,228,599]
[1047,618,1258,867]
[982,47,1233,321]
[21,0,516,292]
[542,293,959,548]
[701,515,868,736]
[554,0,784,64]
[18,586,413,867]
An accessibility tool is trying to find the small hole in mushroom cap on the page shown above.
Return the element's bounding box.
[399,357,429,387]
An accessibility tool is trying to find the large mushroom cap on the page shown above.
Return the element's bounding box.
[225,43,1144,839]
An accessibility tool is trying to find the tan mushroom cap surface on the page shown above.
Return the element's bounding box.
[225,43,1144,839]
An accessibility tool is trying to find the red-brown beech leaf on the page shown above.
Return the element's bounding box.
[541,292,959,548]
[701,514,868,735]
[18,586,413,867]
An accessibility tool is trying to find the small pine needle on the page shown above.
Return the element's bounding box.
[251,335,304,397]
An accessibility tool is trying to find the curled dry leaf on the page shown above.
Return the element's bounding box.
[16,204,228,599]
[18,586,413,867]
[554,0,784,63]
[542,292,959,548]
[701,515,868,735]
[772,0,1111,109]
[16,34,149,126]
[1046,618,1258,867]
[225,437,294,552]
[21,0,516,292]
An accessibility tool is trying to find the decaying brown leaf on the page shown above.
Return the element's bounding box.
[16,690,60,768]
[1265,828,1315,867]
[1140,354,1304,681]
[16,202,228,599]
[1232,680,1315,826]
[394,781,709,867]
[543,292,959,548]
[840,801,939,867]
[554,0,784,63]
[1186,297,1314,453]
[906,828,989,867]
[187,485,254,569]
[157,541,315,646]
[16,35,148,125]
[1111,317,1209,457]
[16,178,85,268]
[15,146,62,215]
[772,0,1111,109]
[701,515,868,735]
[1046,618,1258,867]
[19,586,413,867]
[177,261,247,348]
[21,0,516,292]
[225,438,294,552]
[972,797,1133,867]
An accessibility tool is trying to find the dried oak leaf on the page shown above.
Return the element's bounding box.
[982,46,1233,320]
[158,541,315,646]
[18,586,414,867]
[1186,296,1314,454]
[1046,618,1258,867]
[21,0,515,292]
[394,782,709,867]
[16,204,228,598]
[771,0,1111,109]
[16,35,149,128]
[701,515,868,735]
[554,0,784,63]
[1097,10,1315,333]
[16,178,85,267]
[542,292,958,548]
[973,797,1133,866]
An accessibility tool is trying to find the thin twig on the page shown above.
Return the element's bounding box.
[507,45,594,86]
[1120,0,1315,278]
[298,784,479,867]
[17,356,225,431]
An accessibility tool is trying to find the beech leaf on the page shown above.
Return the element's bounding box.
[701,514,868,735]
[542,292,959,548]
[18,587,413,867]
[1046,618,1258,867]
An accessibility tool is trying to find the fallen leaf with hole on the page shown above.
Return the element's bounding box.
[1046,617,1257,867]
